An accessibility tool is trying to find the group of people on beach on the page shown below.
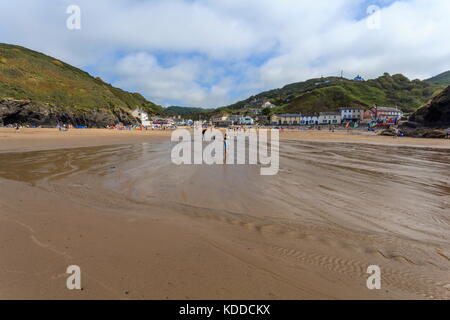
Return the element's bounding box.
[56,124,71,132]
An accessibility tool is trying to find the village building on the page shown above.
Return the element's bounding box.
[340,107,365,123]
[271,114,302,125]
[245,98,268,108]
[244,98,277,110]
[300,115,319,125]
[262,101,276,109]
[151,117,173,125]
[211,114,255,127]
[171,117,186,126]
[362,109,375,123]
[228,115,241,124]
[247,108,263,116]
[239,116,255,125]
[132,109,152,126]
[211,114,233,127]
[319,112,342,125]
[255,114,270,123]
[369,106,404,120]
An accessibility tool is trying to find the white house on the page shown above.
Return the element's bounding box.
[239,116,255,125]
[227,115,254,125]
[319,112,342,125]
[262,101,276,109]
[300,115,319,125]
[132,109,152,126]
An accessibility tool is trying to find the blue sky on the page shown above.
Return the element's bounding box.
[1,0,450,107]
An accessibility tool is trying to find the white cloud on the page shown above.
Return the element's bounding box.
[1,0,450,107]
[112,52,232,107]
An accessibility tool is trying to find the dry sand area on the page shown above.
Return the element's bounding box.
[0,128,449,299]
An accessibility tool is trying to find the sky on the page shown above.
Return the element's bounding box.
[1,0,450,108]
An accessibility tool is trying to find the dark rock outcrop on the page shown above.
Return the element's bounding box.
[409,86,450,127]
[0,99,139,127]
[401,128,446,139]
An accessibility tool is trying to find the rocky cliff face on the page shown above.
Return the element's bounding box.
[410,86,450,127]
[0,100,139,127]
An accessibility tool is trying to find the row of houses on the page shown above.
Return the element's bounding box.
[211,114,256,127]
[271,106,403,126]
[271,113,337,126]
[134,105,403,128]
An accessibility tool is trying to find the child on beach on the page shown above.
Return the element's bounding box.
[223,133,229,162]
[224,133,229,149]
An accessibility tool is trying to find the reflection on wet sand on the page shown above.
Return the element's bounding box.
[0,140,449,299]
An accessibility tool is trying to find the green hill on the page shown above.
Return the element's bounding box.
[221,73,444,115]
[425,70,450,85]
[0,43,162,126]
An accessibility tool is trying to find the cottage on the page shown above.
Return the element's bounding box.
[319,112,342,125]
[340,108,365,122]
[271,114,302,126]
[262,101,276,109]
[300,115,319,125]
[211,114,233,127]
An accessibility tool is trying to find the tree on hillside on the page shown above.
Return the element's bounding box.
[262,107,273,116]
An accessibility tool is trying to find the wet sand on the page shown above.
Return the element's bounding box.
[0,128,449,299]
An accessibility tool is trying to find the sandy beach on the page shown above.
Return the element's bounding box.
[1,128,449,153]
[0,128,449,300]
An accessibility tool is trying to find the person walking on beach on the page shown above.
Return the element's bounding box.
[15,124,20,133]
[445,128,450,139]
[223,133,229,162]
[393,127,400,138]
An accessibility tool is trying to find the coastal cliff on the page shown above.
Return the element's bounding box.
[0,43,162,127]
[0,99,139,127]
[410,85,450,127]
